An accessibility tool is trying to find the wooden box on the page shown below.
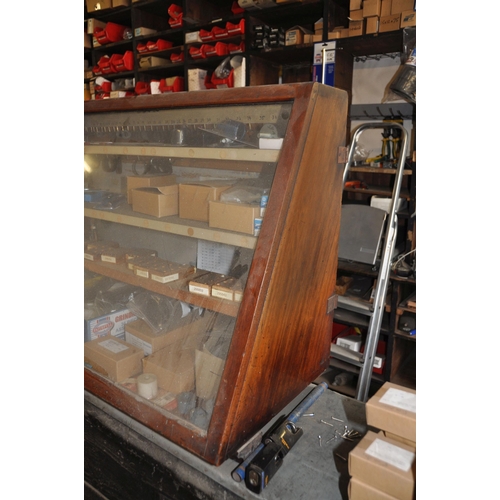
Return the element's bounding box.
[84,83,348,465]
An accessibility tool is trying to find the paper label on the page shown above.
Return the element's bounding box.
[189,284,209,296]
[125,333,152,356]
[101,255,116,263]
[99,339,129,354]
[365,438,415,472]
[84,253,95,261]
[151,272,179,283]
[379,388,416,413]
[135,269,149,278]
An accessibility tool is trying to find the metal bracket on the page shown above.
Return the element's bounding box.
[337,146,348,164]
[327,294,338,314]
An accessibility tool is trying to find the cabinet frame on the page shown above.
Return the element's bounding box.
[84,82,348,465]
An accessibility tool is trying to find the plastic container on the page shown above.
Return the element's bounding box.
[189,46,204,59]
[228,41,245,53]
[226,19,245,35]
[202,42,228,58]
[168,14,183,28]
[156,39,174,51]
[212,26,228,39]
[137,42,148,53]
[135,81,150,95]
[211,68,233,88]
[94,22,128,44]
[159,76,185,93]
[199,29,215,42]
[170,52,184,63]
[167,4,183,18]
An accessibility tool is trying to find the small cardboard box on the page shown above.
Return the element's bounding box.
[132,185,179,218]
[349,477,400,500]
[365,382,416,443]
[134,26,157,37]
[285,26,312,46]
[381,0,392,16]
[125,316,207,356]
[391,0,414,14]
[179,182,232,222]
[127,174,177,204]
[363,0,381,17]
[84,336,144,382]
[189,272,228,296]
[348,20,365,37]
[349,9,364,21]
[85,308,137,341]
[400,10,416,27]
[366,16,379,34]
[195,348,225,399]
[350,0,362,9]
[112,0,130,6]
[209,201,261,235]
[348,431,416,500]
[212,276,241,301]
[86,0,112,11]
[336,334,362,352]
[139,56,170,69]
[87,18,107,34]
[379,14,400,32]
[142,348,195,393]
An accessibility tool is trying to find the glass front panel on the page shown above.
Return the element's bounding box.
[84,102,292,433]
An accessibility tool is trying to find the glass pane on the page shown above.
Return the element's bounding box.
[84,102,292,432]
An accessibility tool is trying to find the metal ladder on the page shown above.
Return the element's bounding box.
[331,122,409,402]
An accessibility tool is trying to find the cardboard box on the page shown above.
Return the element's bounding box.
[112,0,129,6]
[365,382,416,442]
[85,308,138,341]
[365,16,379,34]
[87,18,107,34]
[285,26,312,46]
[127,174,177,204]
[349,20,365,37]
[350,0,362,9]
[348,431,416,500]
[349,477,400,500]
[312,41,336,86]
[125,316,208,356]
[336,334,362,352]
[132,185,179,218]
[391,0,414,14]
[84,32,92,48]
[349,9,364,21]
[381,0,392,16]
[211,276,242,301]
[379,14,400,32]
[209,201,261,235]
[134,27,158,37]
[100,247,128,265]
[363,0,381,17]
[189,272,228,296]
[142,348,195,393]
[400,10,416,27]
[84,336,144,382]
[149,260,195,284]
[179,182,232,222]
[86,0,112,11]
[195,348,225,399]
[139,56,170,69]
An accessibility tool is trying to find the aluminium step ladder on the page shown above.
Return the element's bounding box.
[330,122,409,402]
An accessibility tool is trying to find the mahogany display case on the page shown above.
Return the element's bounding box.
[84,82,348,465]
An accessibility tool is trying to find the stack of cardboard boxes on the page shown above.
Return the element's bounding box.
[328,0,416,40]
[348,382,416,499]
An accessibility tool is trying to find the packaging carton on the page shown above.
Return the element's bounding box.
[400,10,416,27]
[365,382,416,443]
[138,56,170,69]
[127,174,177,204]
[179,182,232,222]
[365,16,379,34]
[379,14,400,32]
[363,0,381,17]
[84,308,137,341]
[349,477,400,499]
[86,0,112,12]
[209,201,261,235]
[84,336,144,382]
[348,430,416,500]
[391,0,414,14]
[348,20,365,37]
[381,0,392,16]
[142,348,195,393]
[195,348,225,399]
[132,185,179,218]
[285,26,312,46]
[125,315,208,356]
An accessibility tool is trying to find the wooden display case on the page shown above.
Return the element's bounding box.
[84,82,348,465]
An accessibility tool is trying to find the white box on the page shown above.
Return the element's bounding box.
[370,196,407,213]
[85,309,138,342]
[188,68,208,91]
[185,31,202,44]
[336,335,362,352]
[134,27,157,37]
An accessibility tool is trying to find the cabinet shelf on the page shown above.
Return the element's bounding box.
[83,144,279,162]
[84,259,240,317]
[84,206,257,250]
[350,166,412,175]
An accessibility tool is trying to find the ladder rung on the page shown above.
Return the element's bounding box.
[337,295,373,316]
[330,344,364,367]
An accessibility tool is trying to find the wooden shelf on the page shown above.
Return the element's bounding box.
[84,259,241,317]
[84,206,257,250]
[350,166,412,175]
[83,144,280,163]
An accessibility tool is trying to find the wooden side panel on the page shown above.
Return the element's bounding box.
[219,85,348,460]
